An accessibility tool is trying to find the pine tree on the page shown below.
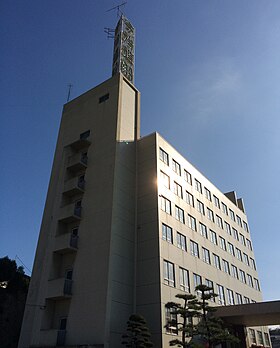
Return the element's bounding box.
[121,314,153,348]
[195,284,239,348]
[165,285,240,348]
[165,293,201,347]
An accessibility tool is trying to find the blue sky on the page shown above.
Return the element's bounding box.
[1,0,279,301]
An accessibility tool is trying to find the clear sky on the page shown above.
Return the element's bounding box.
[1,0,280,301]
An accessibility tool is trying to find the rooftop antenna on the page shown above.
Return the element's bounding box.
[67,83,73,102]
[106,1,127,18]
[104,2,127,39]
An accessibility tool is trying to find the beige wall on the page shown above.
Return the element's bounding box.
[18,74,140,348]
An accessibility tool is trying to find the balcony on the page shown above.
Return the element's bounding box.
[39,329,58,346]
[63,176,85,196]
[58,203,81,223]
[46,278,73,300]
[54,233,78,254]
[67,152,88,173]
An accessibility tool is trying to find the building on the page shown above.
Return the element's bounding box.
[19,16,272,348]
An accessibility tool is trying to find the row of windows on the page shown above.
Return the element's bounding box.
[162,225,259,290]
[159,148,249,233]
[160,196,253,252]
[160,169,249,238]
[163,260,258,306]
[249,328,270,346]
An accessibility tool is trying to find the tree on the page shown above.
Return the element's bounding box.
[0,256,30,348]
[121,314,153,347]
[166,285,240,348]
[165,293,201,347]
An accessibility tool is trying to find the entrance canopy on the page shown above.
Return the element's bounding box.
[214,300,280,326]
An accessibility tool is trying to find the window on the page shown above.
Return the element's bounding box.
[188,214,196,231]
[254,278,260,291]
[249,329,257,344]
[162,223,173,244]
[222,260,230,274]
[190,240,199,257]
[184,170,192,184]
[232,228,239,240]
[236,293,243,305]
[231,265,238,279]
[193,273,202,292]
[236,248,242,261]
[213,254,221,270]
[216,215,223,229]
[165,307,177,334]
[257,331,264,345]
[202,247,211,264]
[195,179,202,193]
[161,196,171,214]
[264,332,270,346]
[177,232,186,251]
[197,200,205,215]
[185,191,194,207]
[243,221,249,232]
[244,296,250,304]
[204,187,211,201]
[246,238,252,250]
[99,93,109,103]
[219,236,226,251]
[247,274,253,287]
[160,171,170,189]
[221,202,228,215]
[250,257,256,270]
[229,209,235,221]
[236,215,242,227]
[179,267,190,292]
[207,208,214,222]
[210,230,217,245]
[205,279,215,302]
[172,159,181,175]
[224,222,231,235]
[240,234,246,246]
[159,148,169,165]
[227,289,235,305]
[175,206,185,223]
[240,269,246,283]
[174,182,183,198]
[199,222,207,238]
[217,284,225,305]
[243,253,249,266]
[213,195,220,208]
[163,260,175,287]
[228,242,235,256]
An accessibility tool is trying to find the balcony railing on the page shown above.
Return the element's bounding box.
[67,153,88,172]
[58,203,82,223]
[46,278,73,299]
[63,177,85,196]
[54,233,79,254]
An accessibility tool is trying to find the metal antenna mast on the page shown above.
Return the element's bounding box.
[104,2,127,39]
[106,2,127,17]
[67,83,73,102]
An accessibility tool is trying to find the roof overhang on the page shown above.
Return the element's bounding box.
[214,300,280,326]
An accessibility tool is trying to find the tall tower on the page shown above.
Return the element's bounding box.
[19,16,140,348]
